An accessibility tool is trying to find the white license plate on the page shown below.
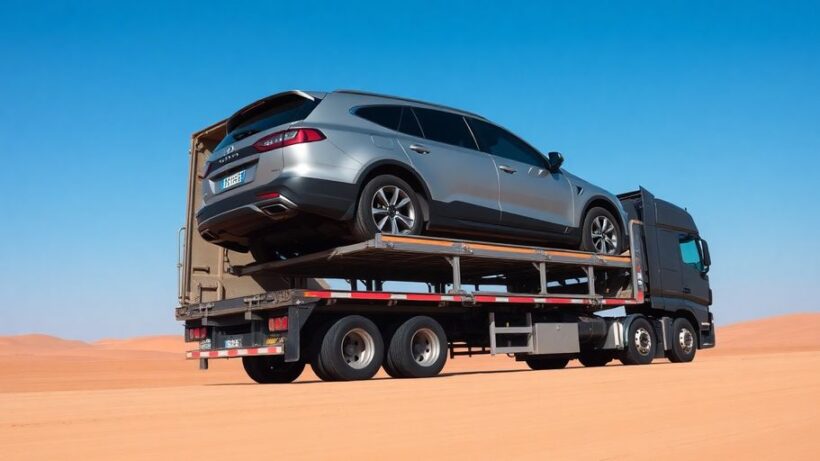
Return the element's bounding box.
[220,170,246,191]
[224,338,242,348]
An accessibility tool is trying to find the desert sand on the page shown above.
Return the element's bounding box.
[1,313,818,460]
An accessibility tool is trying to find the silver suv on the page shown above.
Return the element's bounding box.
[197,90,628,261]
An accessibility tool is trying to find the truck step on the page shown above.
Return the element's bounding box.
[489,312,534,355]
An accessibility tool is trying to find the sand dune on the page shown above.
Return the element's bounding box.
[707,312,820,354]
[94,335,186,354]
[0,334,91,356]
[0,314,818,460]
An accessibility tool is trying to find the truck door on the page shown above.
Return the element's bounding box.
[677,235,711,306]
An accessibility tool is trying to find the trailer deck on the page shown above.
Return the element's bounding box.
[178,223,646,323]
[230,233,635,285]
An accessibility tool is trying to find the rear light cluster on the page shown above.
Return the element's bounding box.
[256,191,281,200]
[187,326,208,341]
[253,128,325,153]
[268,316,289,332]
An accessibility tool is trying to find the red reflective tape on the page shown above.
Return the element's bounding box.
[404,293,443,301]
[545,298,580,304]
[349,292,392,300]
[508,297,535,303]
[303,290,332,298]
[474,295,496,303]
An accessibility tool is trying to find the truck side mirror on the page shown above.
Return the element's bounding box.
[546,151,564,172]
[700,239,711,272]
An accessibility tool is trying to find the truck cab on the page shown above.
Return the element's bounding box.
[621,188,715,348]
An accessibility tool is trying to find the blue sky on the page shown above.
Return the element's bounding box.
[1,1,818,339]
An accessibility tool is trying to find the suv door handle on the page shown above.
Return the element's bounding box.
[498,165,517,174]
[408,143,430,154]
[683,287,691,294]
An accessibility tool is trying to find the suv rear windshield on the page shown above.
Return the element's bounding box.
[216,94,320,150]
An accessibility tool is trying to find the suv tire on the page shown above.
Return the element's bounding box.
[352,175,423,241]
[580,207,623,255]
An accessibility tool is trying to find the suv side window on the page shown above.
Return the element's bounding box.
[678,235,704,272]
[468,118,545,168]
[412,107,478,150]
[354,105,401,130]
[398,107,423,138]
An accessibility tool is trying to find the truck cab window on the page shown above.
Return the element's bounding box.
[679,236,704,272]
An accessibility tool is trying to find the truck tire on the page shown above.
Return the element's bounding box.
[379,322,403,378]
[242,356,305,384]
[385,316,448,378]
[578,351,613,367]
[352,175,424,241]
[667,318,697,363]
[580,207,623,255]
[315,315,384,381]
[619,317,656,365]
[307,322,334,381]
[525,356,570,370]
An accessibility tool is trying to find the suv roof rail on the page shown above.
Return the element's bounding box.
[334,89,487,120]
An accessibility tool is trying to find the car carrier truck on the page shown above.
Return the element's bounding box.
[177,121,715,383]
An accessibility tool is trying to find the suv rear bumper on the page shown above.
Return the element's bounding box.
[196,176,358,249]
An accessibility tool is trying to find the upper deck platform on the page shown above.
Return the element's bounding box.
[231,234,633,285]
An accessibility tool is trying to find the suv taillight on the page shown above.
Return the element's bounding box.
[253,128,325,153]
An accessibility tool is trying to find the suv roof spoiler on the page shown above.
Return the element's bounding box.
[227,90,326,132]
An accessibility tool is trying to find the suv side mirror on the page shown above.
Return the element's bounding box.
[546,151,564,172]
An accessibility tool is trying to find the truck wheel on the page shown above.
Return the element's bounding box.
[580,207,623,255]
[578,351,613,367]
[352,175,423,241]
[315,315,384,381]
[386,316,448,378]
[667,318,697,363]
[379,322,403,378]
[525,356,570,370]
[619,317,656,365]
[242,356,305,384]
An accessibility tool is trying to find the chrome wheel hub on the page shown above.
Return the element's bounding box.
[590,216,618,255]
[410,328,440,367]
[634,327,652,355]
[371,185,416,234]
[341,328,375,370]
[679,327,694,354]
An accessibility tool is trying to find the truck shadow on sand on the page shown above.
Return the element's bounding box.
[205,362,678,386]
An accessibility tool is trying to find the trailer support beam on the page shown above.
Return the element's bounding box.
[533,262,548,295]
[447,256,462,293]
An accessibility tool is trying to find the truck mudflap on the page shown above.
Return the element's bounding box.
[186,345,284,359]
